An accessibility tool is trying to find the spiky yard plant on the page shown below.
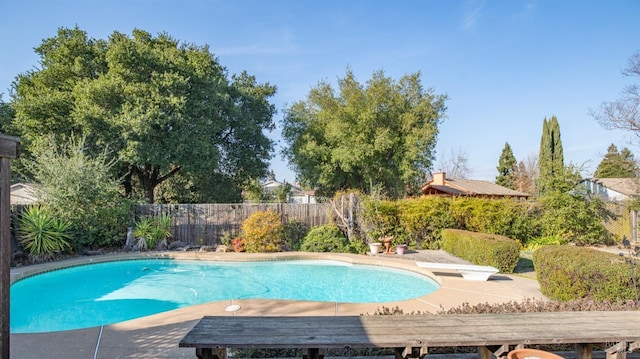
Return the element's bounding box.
[19,206,72,257]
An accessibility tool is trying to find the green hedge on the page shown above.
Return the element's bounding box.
[440,229,520,273]
[363,196,540,250]
[533,245,639,302]
[358,194,614,250]
[397,197,456,248]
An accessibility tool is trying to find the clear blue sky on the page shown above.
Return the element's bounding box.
[1,0,639,182]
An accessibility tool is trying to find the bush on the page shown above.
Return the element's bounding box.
[22,135,133,250]
[450,197,540,243]
[241,210,284,253]
[361,197,403,242]
[397,197,457,249]
[300,224,349,253]
[524,236,567,251]
[533,245,639,302]
[282,220,309,251]
[19,206,72,257]
[440,229,520,273]
[538,192,615,246]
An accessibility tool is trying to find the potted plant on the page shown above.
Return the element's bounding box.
[380,235,394,254]
[232,238,246,252]
[396,244,407,255]
[369,242,382,254]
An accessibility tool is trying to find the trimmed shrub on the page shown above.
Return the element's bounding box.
[300,224,349,253]
[440,229,520,273]
[533,245,639,302]
[241,210,284,253]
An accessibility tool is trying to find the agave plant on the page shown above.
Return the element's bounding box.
[133,216,155,249]
[152,213,172,243]
[133,214,173,250]
[19,206,72,257]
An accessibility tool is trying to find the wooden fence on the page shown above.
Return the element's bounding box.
[136,203,332,246]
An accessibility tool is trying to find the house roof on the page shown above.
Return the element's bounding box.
[580,178,640,197]
[10,183,38,205]
[420,173,531,198]
[262,180,303,193]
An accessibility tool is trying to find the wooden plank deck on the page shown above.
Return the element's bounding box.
[179,311,640,359]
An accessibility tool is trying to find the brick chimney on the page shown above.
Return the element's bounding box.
[433,172,446,185]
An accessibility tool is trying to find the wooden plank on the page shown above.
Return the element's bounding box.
[0,135,19,159]
[0,137,18,359]
[0,159,11,359]
[180,313,640,351]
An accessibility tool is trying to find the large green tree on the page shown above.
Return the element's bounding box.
[0,96,14,134]
[594,143,638,178]
[10,27,276,203]
[495,142,517,189]
[537,116,564,195]
[282,69,447,198]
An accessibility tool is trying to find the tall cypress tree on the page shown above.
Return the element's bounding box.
[496,142,518,189]
[537,116,564,195]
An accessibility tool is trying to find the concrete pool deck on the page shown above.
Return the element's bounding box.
[9,250,544,358]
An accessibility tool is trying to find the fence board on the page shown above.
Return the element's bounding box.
[136,203,331,246]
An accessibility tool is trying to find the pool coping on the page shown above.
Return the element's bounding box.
[9,251,443,286]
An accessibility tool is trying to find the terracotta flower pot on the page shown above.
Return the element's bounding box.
[507,349,564,359]
[369,243,382,254]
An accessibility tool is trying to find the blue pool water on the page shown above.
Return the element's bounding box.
[10,259,439,333]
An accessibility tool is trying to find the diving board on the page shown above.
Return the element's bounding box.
[416,261,499,281]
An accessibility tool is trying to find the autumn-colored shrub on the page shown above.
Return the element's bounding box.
[241,210,284,253]
[533,245,639,302]
[440,229,520,273]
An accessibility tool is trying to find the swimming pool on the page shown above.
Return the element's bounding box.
[10,258,439,333]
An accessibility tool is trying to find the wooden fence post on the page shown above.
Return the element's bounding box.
[0,134,20,359]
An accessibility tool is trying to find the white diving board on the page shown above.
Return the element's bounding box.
[416,261,499,281]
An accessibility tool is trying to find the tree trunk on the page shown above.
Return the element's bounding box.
[133,164,182,203]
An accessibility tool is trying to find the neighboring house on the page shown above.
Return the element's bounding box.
[420,172,531,199]
[576,177,640,243]
[261,179,289,194]
[261,180,316,204]
[10,183,38,205]
[289,188,317,204]
[576,177,640,202]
